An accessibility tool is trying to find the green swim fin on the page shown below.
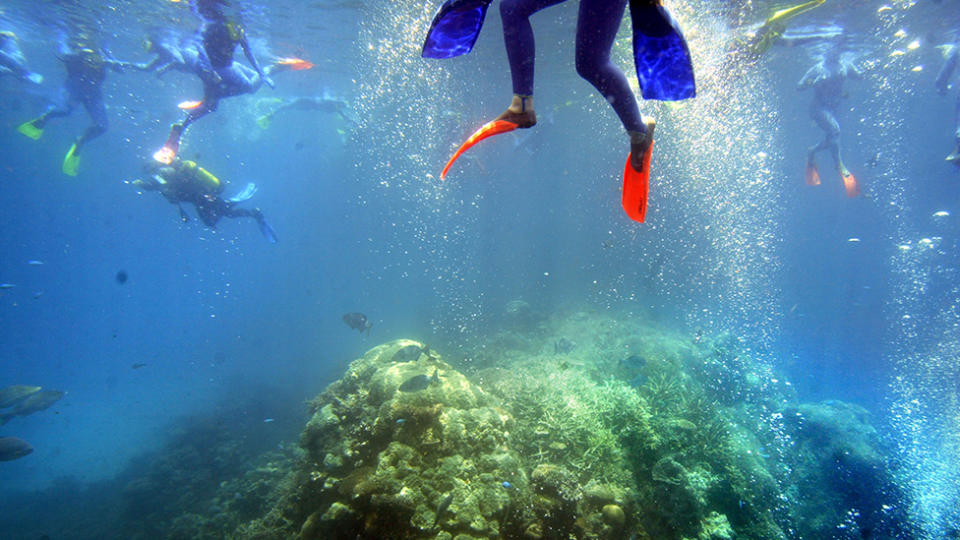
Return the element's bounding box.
[62,143,80,177]
[256,114,272,130]
[17,120,43,140]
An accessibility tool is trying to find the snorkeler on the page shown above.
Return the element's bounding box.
[799,41,862,197]
[935,40,960,165]
[153,0,313,164]
[131,158,277,243]
[16,33,135,176]
[254,95,350,130]
[135,29,208,78]
[0,30,43,84]
[422,0,694,223]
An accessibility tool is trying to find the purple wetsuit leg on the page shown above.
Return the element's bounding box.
[500,0,567,96]
[575,0,644,132]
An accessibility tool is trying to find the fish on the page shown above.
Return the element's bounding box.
[115,270,128,284]
[0,284,15,290]
[131,363,147,369]
[0,389,65,425]
[399,369,440,392]
[618,354,647,369]
[0,437,33,462]
[0,385,42,408]
[27,260,44,266]
[433,492,454,527]
[342,312,372,334]
[392,344,424,363]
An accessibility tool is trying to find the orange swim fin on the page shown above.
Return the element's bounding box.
[842,172,860,198]
[805,160,821,186]
[178,100,203,110]
[440,119,518,179]
[277,57,314,70]
[622,139,654,223]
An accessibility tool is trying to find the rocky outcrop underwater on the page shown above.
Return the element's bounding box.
[215,311,914,540]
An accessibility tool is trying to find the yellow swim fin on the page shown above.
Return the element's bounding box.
[256,114,272,130]
[17,120,43,140]
[62,143,80,176]
[766,0,826,26]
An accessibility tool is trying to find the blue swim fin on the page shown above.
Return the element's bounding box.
[421,0,492,59]
[228,182,258,203]
[630,0,696,101]
[258,218,278,244]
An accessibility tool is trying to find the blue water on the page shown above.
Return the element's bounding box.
[1,0,959,537]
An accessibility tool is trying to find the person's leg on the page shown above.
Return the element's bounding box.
[37,89,76,127]
[76,89,109,152]
[574,0,643,133]
[216,63,262,98]
[812,106,843,173]
[498,0,566,126]
[949,90,960,162]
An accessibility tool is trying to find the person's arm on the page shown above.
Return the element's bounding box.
[935,45,958,95]
[797,65,819,90]
[240,34,274,88]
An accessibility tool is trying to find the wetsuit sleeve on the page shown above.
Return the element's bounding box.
[239,35,264,76]
[936,47,959,94]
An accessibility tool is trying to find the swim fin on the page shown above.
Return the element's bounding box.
[842,172,860,198]
[258,218,278,243]
[228,183,258,203]
[153,124,184,164]
[805,159,821,186]
[765,0,826,27]
[622,139,654,223]
[629,0,695,101]
[276,57,314,71]
[441,119,518,179]
[256,114,272,129]
[422,0,493,59]
[17,120,43,140]
[62,143,80,176]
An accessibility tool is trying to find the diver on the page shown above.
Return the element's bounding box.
[935,40,960,165]
[799,41,863,197]
[254,94,350,129]
[0,30,43,84]
[16,33,135,176]
[422,0,694,222]
[131,158,278,243]
[135,29,208,78]
[153,0,312,164]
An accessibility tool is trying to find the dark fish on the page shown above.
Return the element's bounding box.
[392,344,423,363]
[399,369,440,392]
[115,270,128,284]
[342,312,372,334]
[0,389,65,426]
[131,363,147,369]
[0,437,33,461]
[554,338,575,354]
[618,354,646,369]
[628,373,648,388]
[433,492,454,527]
[0,385,42,408]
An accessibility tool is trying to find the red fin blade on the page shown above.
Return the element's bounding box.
[440,120,518,179]
[622,140,653,223]
[805,161,821,186]
[843,172,860,198]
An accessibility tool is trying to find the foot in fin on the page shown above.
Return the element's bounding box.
[275,57,314,71]
[153,124,184,164]
[946,144,960,165]
[842,171,859,198]
[62,143,80,177]
[26,72,43,85]
[630,0,696,100]
[440,119,520,179]
[422,0,493,59]
[17,120,43,140]
[622,119,656,223]
[257,216,277,243]
[228,183,258,203]
[805,158,821,186]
